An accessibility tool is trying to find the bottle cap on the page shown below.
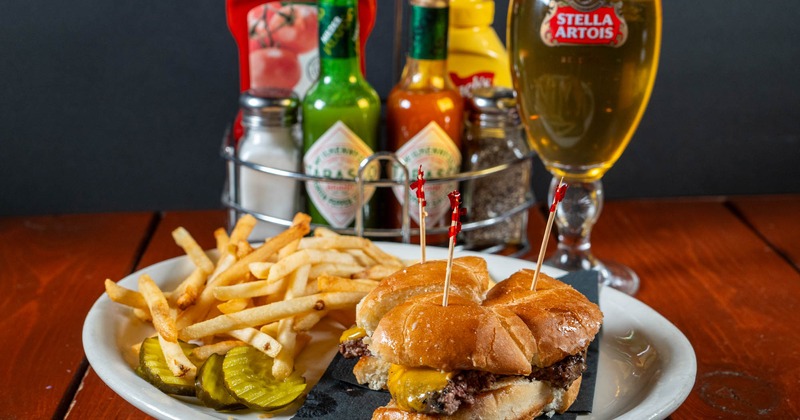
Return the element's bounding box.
[450,0,495,28]
[240,88,300,127]
[466,86,520,126]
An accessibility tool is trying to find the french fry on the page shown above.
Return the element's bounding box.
[180,292,366,341]
[175,244,240,329]
[308,263,365,279]
[287,264,311,299]
[139,274,177,343]
[345,249,378,267]
[299,235,402,267]
[191,340,244,361]
[363,241,404,268]
[313,227,340,238]
[133,308,152,322]
[236,240,254,259]
[229,213,257,245]
[159,334,196,379]
[272,264,311,378]
[317,276,379,293]
[298,236,366,250]
[172,227,215,274]
[260,322,279,337]
[267,249,359,283]
[226,327,282,357]
[209,244,238,284]
[249,262,274,279]
[217,298,250,314]
[212,213,311,287]
[293,310,328,332]
[213,278,286,301]
[172,268,208,310]
[104,279,147,310]
[278,238,301,260]
[351,264,402,280]
[272,318,297,380]
[213,227,229,255]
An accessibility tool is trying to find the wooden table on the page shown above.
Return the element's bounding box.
[2,196,799,419]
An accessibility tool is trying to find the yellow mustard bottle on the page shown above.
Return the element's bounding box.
[446,0,512,97]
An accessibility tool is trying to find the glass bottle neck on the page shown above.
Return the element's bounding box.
[317,1,362,82]
[398,57,450,90]
[399,3,451,90]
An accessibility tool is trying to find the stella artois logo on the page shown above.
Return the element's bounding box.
[540,0,628,47]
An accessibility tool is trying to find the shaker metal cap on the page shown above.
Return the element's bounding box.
[466,86,519,123]
[240,87,299,127]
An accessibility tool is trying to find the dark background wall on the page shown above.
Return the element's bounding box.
[1,0,798,216]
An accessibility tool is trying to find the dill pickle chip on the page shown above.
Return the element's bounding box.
[222,346,307,410]
[138,337,199,396]
[195,353,245,411]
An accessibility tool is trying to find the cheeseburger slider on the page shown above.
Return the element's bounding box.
[339,256,491,389]
[343,262,602,419]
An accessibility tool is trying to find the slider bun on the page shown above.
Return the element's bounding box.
[372,376,583,420]
[356,257,491,334]
[484,270,603,367]
[370,293,535,375]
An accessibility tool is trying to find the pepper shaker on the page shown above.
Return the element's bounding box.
[462,87,533,251]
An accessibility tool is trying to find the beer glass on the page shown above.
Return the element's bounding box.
[509,0,661,295]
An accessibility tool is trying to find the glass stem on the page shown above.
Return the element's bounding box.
[545,178,604,272]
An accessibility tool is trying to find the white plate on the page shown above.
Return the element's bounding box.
[83,243,696,420]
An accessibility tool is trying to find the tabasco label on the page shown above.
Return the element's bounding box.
[540,0,628,47]
[304,121,378,228]
[391,122,461,227]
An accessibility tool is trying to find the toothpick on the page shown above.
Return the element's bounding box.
[410,165,427,263]
[532,177,568,291]
[442,190,465,307]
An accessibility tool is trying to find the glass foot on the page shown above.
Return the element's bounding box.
[599,261,640,296]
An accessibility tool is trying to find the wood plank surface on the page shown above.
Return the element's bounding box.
[0,213,154,419]
[69,210,226,419]
[593,199,800,418]
[730,195,800,270]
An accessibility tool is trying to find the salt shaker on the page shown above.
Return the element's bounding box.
[462,87,533,251]
[237,88,301,240]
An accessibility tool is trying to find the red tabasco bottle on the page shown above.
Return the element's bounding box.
[386,0,464,237]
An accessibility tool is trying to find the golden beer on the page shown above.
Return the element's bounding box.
[509,0,661,181]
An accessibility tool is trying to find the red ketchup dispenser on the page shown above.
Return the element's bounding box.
[226,0,377,141]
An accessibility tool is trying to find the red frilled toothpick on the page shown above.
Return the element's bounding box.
[532,178,568,291]
[410,165,428,263]
[442,190,466,306]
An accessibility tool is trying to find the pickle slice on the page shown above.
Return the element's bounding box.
[222,345,306,410]
[195,353,245,411]
[138,337,198,396]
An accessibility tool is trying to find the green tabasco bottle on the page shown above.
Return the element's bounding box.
[303,0,381,230]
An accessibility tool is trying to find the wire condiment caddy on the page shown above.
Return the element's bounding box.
[221,128,536,255]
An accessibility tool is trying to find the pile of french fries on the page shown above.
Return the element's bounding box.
[104,213,404,383]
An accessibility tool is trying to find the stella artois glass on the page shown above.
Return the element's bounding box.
[509,0,662,295]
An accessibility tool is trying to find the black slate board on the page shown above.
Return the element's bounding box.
[294,270,601,419]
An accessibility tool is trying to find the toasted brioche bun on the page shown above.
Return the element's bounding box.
[372,376,583,420]
[370,292,535,375]
[356,256,491,334]
[484,270,603,367]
